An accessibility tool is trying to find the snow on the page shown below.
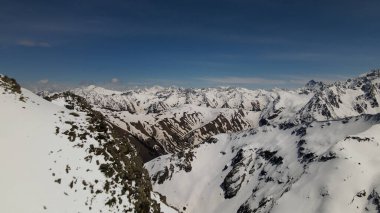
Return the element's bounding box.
[0,88,108,212]
[273,124,380,212]
[146,115,380,213]
[0,85,176,212]
[4,70,380,212]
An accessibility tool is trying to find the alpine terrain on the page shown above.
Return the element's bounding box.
[145,70,380,213]
[2,70,380,212]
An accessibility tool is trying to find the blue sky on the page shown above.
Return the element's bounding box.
[1,0,380,90]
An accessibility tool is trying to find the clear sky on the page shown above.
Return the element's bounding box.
[1,0,380,90]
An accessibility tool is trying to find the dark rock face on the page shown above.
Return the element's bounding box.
[237,203,253,213]
[147,101,169,113]
[221,149,247,199]
[318,152,337,162]
[366,190,380,212]
[152,166,170,185]
[251,100,261,111]
[129,110,253,158]
[344,136,373,142]
[151,149,195,185]
[293,126,307,137]
[220,147,286,200]
[259,118,269,126]
[253,197,275,213]
[0,75,21,94]
[305,80,325,91]
[256,149,283,166]
[279,122,296,130]
[0,75,25,102]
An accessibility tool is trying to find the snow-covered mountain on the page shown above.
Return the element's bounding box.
[0,75,176,213]
[142,70,380,213]
[58,70,380,162]
[6,69,380,213]
[69,86,272,158]
[67,83,309,160]
[146,109,380,213]
[298,71,380,122]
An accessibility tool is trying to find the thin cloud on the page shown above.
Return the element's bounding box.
[284,74,350,85]
[25,80,73,93]
[221,34,293,45]
[17,39,51,47]
[200,74,351,88]
[260,51,380,63]
[111,78,120,83]
[261,52,328,61]
[38,79,49,84]
[23,74,352,93]
[201,77,287,85]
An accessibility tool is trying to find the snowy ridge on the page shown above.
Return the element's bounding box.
[70,70,380,121]
[69,85,310,158]
[0,76,176,213]
[60,70,380,161]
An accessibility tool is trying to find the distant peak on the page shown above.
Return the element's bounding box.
[362,69,380,78]
[143,85,165,92]
[76,85,123,96]
[306,79,317,86]
[305,79,324,89]
[85,85,97,90]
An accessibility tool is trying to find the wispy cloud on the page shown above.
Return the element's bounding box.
[22,73,352,93]
[38,79,49,84]
[261,52,326,61]
[200,74,350,88]
[202,77,287,85]
[221,34,293,45]
[260,51,380,63]
[17,39,51,47]
[25,80,73,93]
[284,74,349,85]
[111,78,120,83]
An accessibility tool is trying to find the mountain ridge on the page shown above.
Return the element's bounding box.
[38,69,380,162]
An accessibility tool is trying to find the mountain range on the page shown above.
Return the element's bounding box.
[2,70,380,212]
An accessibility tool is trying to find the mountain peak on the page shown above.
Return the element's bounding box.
[85,84,97,90]
[362,69,380,79]
[0,75,22,94]
[305,79,325,90]
[77,85,122,96]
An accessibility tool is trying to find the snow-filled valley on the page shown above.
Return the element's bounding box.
[2,70,380,212]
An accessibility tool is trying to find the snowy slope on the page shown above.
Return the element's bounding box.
[146,114,380,213]
[0,75,177,213]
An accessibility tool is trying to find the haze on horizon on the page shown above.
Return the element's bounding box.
[1,0,380,90]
